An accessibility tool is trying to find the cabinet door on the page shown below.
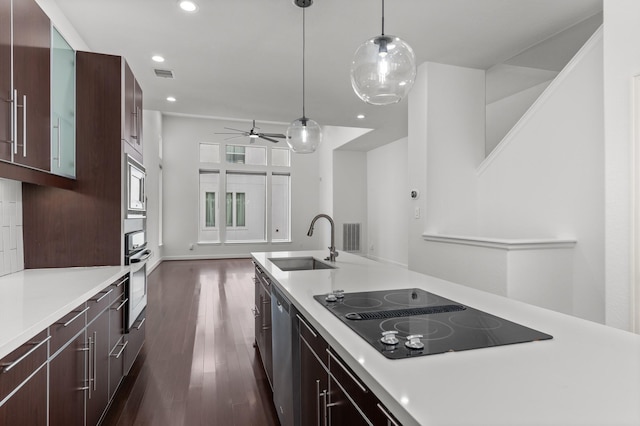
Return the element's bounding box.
[51,27,75,178]
[327,375,370,426]
[261,283,273,385]
[0,0,11,161]
[49,331,87,426]
[86,310,110,426]
[12,0,51,170]
[123,62,134,144]
[300,336,329,426]
[109,295,127,398]
[132,78,143,155]
[0,365,47,426]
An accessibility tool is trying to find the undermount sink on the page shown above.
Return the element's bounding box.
[269,257,336,271]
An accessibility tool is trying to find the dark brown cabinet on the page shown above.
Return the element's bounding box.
[12,0,51,171]
[299,317,329,426]
[254,265,273,387]
[86,308,110,426]
[49,331,87,426]
[296,313,401,426]
[0,330,48,426]
[123,63,143,159]
[125,308,146,375]
[23,51,144,269]
[109,290,127,399]
[0,0,11,161]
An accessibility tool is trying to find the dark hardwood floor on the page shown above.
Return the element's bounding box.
[102,259,280,426]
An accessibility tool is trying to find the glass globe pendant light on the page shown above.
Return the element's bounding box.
[350,0,417,105]
[287,0,322,153]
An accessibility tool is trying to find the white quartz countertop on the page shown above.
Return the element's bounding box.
[252,250,640,426]
[0,266,130,360]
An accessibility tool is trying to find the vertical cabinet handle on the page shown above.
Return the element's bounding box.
[93,331,97,391]
[87,335,93,399]
[53,117,61,167]
[12,89,17,154]
[321,389,328,426]
[22,95,26,156]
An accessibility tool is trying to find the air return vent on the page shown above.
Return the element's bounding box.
[154,69,174,79]
[343,223,360,253]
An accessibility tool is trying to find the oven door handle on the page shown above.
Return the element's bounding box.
[130,249,152,263]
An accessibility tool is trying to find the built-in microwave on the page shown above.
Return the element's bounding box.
[126,155,146,218]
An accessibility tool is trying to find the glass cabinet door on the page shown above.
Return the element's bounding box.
[51,27,75,177]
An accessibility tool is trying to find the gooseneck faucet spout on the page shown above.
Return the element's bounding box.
[307,214,339,262]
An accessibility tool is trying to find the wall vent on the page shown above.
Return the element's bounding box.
[154,69,175,79]
[343,223,361,253]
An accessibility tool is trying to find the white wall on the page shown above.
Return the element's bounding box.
[333,150,367,254]
[142,110,163,272]
[161,114,319,258]
[408,62,486,273]
[478,33,604,322]
[603,0,640,330]
[486,80,551,155]
[315,125,370,249]
[366,137,409,267]
[35,0,89,51]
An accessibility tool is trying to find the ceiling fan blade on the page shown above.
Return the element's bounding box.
[224,127,247,132]
[259,135,280,143]
[215,132,244,135]
[224,135,245,140]
[259,133,286,138]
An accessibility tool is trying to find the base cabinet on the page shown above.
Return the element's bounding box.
[254,264,273,387]
[296,313,401,426]
[86,308,110,426]
[49,331,87,426]
[124,309,146,375]
[0,330,48,426]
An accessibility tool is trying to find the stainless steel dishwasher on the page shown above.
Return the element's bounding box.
[271,285,298,426]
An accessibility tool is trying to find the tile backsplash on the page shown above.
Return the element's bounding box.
[0,179,23,277]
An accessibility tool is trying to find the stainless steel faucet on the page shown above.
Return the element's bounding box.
[307,214,339,262]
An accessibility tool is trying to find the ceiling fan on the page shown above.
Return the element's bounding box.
[215,120,286,143]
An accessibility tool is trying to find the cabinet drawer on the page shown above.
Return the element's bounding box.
[50,303,88,355]
[328,349,397,425]
[124,309,145,375]
[0,330,49,403]
[297,314,329,367]
[87,287,114,324]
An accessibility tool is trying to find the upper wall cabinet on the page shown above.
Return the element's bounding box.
[0,0,74,189]
[12,0,51,171]
[51,27,76,178]
[123,63,143,161]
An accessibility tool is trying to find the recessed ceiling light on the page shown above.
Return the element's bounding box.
[179,1,198,12]
[357,114,365,119]
[166,96,176,102]
[152,55,165,63]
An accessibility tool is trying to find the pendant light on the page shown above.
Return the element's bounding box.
[286,0,322,153]
[350,0,417,105]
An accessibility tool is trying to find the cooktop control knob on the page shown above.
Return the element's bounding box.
[380,330,399,345]
[334,289,345,299]
[325,293,337,302]
[405,334,424,350]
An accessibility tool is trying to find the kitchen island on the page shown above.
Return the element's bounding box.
[252,250,640,425]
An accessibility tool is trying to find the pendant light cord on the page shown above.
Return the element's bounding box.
[381,0,385,35]
[302,7,306,119]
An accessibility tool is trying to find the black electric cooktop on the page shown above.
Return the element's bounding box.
[314,288,552,359]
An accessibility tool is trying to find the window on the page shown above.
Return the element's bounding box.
[199,172,220,243]
[199,142,289,244]
[226,145,245,164]
[200,143,220,163]
[205,192,215,227]
[226,144,266,165]
[226,192,246,227]
[226,173,266,242]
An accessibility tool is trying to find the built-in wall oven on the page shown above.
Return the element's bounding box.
[124,230,151,332]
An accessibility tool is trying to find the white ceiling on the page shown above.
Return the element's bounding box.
[53,0,602,150]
